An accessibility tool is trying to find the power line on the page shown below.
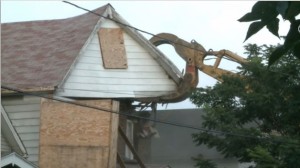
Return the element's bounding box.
[2,85,299,146]
[0,85,252,136]
[62,1,240,63]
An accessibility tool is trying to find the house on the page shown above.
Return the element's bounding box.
[146,109,254,168]
[1,3,192,168]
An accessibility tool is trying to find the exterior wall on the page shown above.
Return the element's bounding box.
[1,133,11,154]
[39,99,119,168]
[56,18,177,98]
[1,95,41,165]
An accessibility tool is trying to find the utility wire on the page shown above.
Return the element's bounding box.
[2,85,299,146]
[62,1,240,63]
[2,2,297,145]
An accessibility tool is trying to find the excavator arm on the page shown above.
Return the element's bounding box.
[138,33,247,103]
[150,33,247,82]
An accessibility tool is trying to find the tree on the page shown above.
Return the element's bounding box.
[190,43,300,168]
[239,1,300,65]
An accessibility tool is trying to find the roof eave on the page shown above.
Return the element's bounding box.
[1,86,55,95]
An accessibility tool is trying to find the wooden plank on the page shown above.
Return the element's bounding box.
[98,28,128,69]
[117,153,126,168]
[118,126,146,168]
[108,101,119,168]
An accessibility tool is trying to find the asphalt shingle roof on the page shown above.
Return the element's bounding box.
[1,4,109,91]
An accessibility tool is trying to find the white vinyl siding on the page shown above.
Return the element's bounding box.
[56,19,177,98]
[1,133,11,153]
[1,96,41,166]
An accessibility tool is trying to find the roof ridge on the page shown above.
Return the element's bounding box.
[1,3,110,25]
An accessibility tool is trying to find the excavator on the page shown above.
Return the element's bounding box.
[143,33,248,103]
[125,33,249,167]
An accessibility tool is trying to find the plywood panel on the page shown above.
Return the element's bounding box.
[39,146,109,168]
[98,28,127,69]
[40,99,112,146]
[39,99,117,168]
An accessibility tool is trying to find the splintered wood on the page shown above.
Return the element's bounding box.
[39,99,119,168]
[98,28,128,69]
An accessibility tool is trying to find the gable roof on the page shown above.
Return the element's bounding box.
[1,152,38,168]
[1,4,182,94]
[1,4,109,91]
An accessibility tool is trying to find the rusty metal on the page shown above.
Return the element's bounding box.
[139,33,247,103]
[150,33,247,82]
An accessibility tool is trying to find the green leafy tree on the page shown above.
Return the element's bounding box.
[190,43,300,168]
[239,1,300,65]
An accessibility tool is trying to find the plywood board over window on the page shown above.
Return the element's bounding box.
[98,28,128,69]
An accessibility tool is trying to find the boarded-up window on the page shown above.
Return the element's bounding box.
[98,28,128,69]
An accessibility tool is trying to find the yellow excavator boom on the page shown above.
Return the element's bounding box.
[139,33,247,103]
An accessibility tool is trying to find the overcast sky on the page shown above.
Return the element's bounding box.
[1,1,290,109]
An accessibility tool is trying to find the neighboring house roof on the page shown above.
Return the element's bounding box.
[1,4,108,91]
[1,152,38,168]
[1,4,182,95]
